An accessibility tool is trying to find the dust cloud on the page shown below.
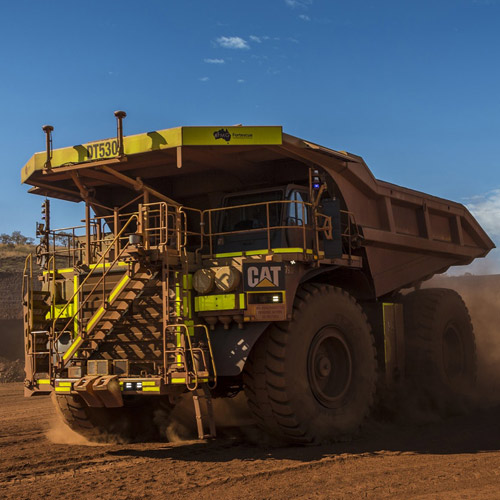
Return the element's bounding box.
[46,416,106,446]
[426,274,500,407]
[159,392,261,443]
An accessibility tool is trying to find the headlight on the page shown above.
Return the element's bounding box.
[193,268,215,294]
[215,266,241,292]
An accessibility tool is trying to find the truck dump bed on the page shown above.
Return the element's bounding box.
[21,125,494,297]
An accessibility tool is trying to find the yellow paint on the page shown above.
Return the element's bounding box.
[141,381,157,386]
[37,379,51,384]
[194,292,246,312]
[171,377,208,384]
[42,261,128,277]
[182,274,193,290]
[176,329,182,366]
[81,272,130,336]
[213,251,243,258]
[73,274,79,336]
[195,294,235,311]
[213,248,325,258]
[171,377,186,384]
[42,261,128,276]
[142,387,160,392]
[55,387,71,393]
[62,335,83,360]
[108,274,130,302]
[183,291,192,320]
[46,302,75,320]
[85,306,105,332]
[175,280,181,316]
[58,381,72,387]
[21,126,281,183]
[89,261,129,271]
[182,126,282,146]
[42,267,73,276]
[239,293,246,309]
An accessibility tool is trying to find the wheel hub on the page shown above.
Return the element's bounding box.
[308,327,353,408]
[316,356,332,378]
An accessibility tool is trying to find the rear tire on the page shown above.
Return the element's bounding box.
[243,284,377,444]
[402,288,476,414]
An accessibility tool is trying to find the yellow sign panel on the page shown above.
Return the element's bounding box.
[21,126,282,183]
[182,126,282,146]
[50,128,181,166]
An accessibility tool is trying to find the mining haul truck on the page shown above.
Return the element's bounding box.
[21,114,494,444]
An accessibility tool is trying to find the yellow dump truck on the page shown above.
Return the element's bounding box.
[21,113,494,443]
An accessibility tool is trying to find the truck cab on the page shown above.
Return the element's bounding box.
[215,184,311,254]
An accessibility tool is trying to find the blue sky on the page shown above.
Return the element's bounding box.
[1,0,499,272]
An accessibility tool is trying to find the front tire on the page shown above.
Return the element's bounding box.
[243,284,377,444]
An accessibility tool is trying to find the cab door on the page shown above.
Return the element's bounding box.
[285,189,314,250]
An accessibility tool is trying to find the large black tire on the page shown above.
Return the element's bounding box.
[53,393,172,442]
[243,284,377,444]
[402,288,476,414]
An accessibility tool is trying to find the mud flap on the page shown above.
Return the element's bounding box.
[93,376,123,407]
[383,303,405,387]
[74,376,104,407]
[209,322,270,376]
[75,375,123,407]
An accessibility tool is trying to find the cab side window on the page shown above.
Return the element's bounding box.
[288,190,309,226]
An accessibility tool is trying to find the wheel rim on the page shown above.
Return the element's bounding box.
[442,323,466,382]
[307,327,353,408]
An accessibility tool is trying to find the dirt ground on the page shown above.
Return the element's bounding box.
[1,382,500,500]
[2,274,500,499]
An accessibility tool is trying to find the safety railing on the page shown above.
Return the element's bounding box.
[22,254,33,325]
[37,224,94,269]
[23,253,53,381]
[39,199,359,297]
[339,210,361,260]
[201,199,332,259]
[51,214,139,353]
[164,324,217,391]
[36,202,191,272]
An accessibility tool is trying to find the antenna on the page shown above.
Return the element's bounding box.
[114,110,127,156]
[42,125,54,168]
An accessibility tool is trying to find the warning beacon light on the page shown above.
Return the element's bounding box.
[312,169,321,190]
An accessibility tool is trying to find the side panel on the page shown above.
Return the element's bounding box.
[365,247,458,296]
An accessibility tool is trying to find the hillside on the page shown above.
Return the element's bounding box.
[0,244,36,273]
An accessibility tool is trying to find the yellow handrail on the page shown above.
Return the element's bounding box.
[53,214,138,342]
[166,324,217,391]
[199,324,217,389]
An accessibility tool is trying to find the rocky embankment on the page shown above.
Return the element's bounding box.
[0,271,25,382]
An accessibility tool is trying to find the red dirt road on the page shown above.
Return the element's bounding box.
[2,383,500,499]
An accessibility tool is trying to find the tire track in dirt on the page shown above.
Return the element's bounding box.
[2,374,500,500]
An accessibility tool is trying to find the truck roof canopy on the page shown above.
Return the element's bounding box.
[21,124,495,296]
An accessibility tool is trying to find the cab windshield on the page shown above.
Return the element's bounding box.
[220,190,283,232]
